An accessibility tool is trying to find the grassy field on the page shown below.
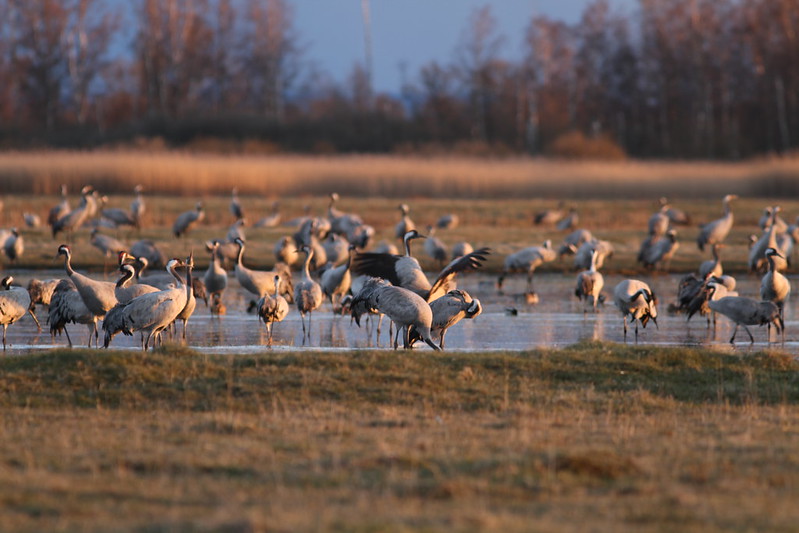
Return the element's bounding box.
[0,343,797,531]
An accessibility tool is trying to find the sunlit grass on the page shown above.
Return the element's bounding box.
[0,343,798,531]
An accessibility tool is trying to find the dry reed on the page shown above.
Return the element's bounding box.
[3,150,799,198]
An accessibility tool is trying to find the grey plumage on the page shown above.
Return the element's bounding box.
[130,240,165,270]
[274,236,299,267]
[203,241,228,303]
[49,278,97,348]
[573,239,613,271]
[173,202,204,237]
[698,243,723,279]
[760,248,790,339]
[424,225,448,265]
[436,213,459,230]
[115,264,159,304]
[52,186,93,238]
[57,245,118,337]
[350,277,441,351]
[497,240,557,293]
[327,193,364,236]
[640,229,679,270]
[395,204,415,239]
[230,188,244,220]
[451,241,474,260]
[130,185,145,228]
[556,207,578,231]
[409,289,482,349]
[697,194,737,251]
[2,228,23,262]
[48,184,70,227]
[558,229,593,257]
[708,288,782,344]
[320,245,355,311]
[233,238,294,301]
[613,279,658,342]
[255,275,290,344]
[90,229,127,261]
[575,248,604,312]
[0,276,32,349]
[294,245,324,340]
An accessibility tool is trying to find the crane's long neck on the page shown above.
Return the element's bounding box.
[724,200,733,217]
[116,267,134,288]
[302,249,313,280]
[185,265,193,300]
[767,254,777,273]
[274,278,281,299]
[403,236,413,257]
[588,251,598,273]
[62,250,75,276]
[236,243,244,266]
[169,263,185,287]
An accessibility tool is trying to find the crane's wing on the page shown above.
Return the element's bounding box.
[427,247,491,302]
[351,253,403,286]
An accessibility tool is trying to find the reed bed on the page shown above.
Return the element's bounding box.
[3,150,799,198]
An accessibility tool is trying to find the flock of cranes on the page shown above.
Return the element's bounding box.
[0,186,795,351]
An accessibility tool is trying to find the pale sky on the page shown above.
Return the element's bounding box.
[292,0,636,92]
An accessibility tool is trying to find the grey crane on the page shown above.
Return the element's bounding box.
[173,253,197,340]
[230,188,245,221]
[100,197,137,228]
[424,225,448,266]
[409,289,482,349]
[320,244,355,311]
[697,194,737,251]
[556,207,578,231]
[749,207,788,273]
[57,244,117,343]
[613,279,658,342]
[23,213,41,228]
[659,197,691,226]
[203,241,228,307]
[274,236,299,267]
[90,228,127,270]
[573,239,613,271]
[708,287,782,344]
[558,228,593,257]
[346,222,375,249]
[698,243,723,279]
[254,201,281,228]
[323,233,350,266]
[648,203,670,237]
[48,184,70,228]
[130,239,165,270]
[226,219,246,243]
[451,241,474,260]
[0,276,33,349]
[640,229,679,271]
[2,228,23,263]
[685,274,738,329]
[117,258,190,350]
[436,213,459,230]
[130,185,145,228]
[327,192,364,236]
[352,230,490,302]
[49,279,97,348]
[52,186,94,239]
[760,247,791,336]
[173,201,205,238]
[497,240,557,294]
[294,245,324,341]
[27,277,60,312]
[115,264,159,304]
[233,238,294,301]
[350,277,441,350]
[534,202,564,225]
[758,206,787,233]
[256,275,290,345]
[395,204,416,239]
[575,248,604,313]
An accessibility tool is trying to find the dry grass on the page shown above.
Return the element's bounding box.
[3,150,799,198]
[0,343,798,532]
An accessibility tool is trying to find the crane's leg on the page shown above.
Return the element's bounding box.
[439,329,448,350]
[300,312,307,343]
[28,309,41,332]
[2,325,7,350]
[393,327,400,350]
[182,319,188,341]
[267,323,273,346]
[527,271,534,293]
[743,325,754,344]
[634,321,639,343]
[729,324,739,344]
[622,316,628,342]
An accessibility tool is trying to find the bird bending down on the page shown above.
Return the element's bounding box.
[294,245,324,342]
[497,240,557,295]
[409,289,482,349]
[256,275,290,345]
[350,277,441,351]
[352,230,490,303]
[613,279,658,342]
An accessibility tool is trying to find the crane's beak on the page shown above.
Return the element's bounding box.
[651,316,659,330]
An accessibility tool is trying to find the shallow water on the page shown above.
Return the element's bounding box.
[2,271,797,355]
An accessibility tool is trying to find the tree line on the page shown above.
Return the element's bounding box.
[0,0,797,159]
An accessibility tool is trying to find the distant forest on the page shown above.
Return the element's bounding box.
[0,0,797,159]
